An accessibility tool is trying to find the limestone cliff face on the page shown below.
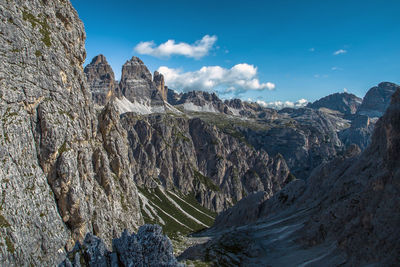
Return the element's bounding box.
[307,92,362,115]
[84,54,118,105]
[357,82,399,117]
[0,1,142,265]
[120,113,291,212]
[240,107,347,179]
[119,57,164,105]
[153,70,167,101]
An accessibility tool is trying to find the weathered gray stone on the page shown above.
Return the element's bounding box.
[357,82,398,117]
[307,92,362,115]
[154,71,167,101]
[119,57,164,105]
[120,113,291,212]
[61,224,183,267]
[84,54,119,106]
[0,1,142,265]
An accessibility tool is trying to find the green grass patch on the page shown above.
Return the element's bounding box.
[22,10,51,47]
[58,141,69,155]
[0,213,10,227]
[165,191,215,226]
[173,130,191,143]
[182,193,218,218]
[193,170,220,192]
[138,187,209,238]
[5,236,14,253]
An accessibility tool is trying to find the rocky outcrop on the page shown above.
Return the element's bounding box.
[337,83,397,151]
[240,107,347,179]
[153,71,167,101]
[119,57,164,106]
[169,90,278,119]
[0,1,142,265]
[339,114,376,150]
[120,113,292,212]
[167,88,181,105]
[211,191,270,230]
[357,82,398,117]
[61,224,183,267]
[172,91,232,114]
[307,92,362,115]
[84,54,119,105]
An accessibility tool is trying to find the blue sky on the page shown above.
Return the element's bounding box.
[71,0,400,104]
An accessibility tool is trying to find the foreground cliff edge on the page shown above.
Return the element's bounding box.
[0,1,145,265]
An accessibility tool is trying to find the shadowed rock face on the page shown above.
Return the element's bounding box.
[339,114,375,150]
[338,83,397,151]
[0,1,142,265]
[84,54,119,105]
[241,107,346,179]
[187,88,400,266]
[60,224,183,267]
[357,82,399,117]
[307,92,362,115]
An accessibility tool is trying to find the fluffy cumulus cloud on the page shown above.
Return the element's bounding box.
[157,64,275,94]
[255,98,308,110]
[333,49,347,55]
[134,35,217,59]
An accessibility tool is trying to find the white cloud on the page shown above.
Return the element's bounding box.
[134,35,217,59]
[309,48,315,52]
[343,88,348,93]
[333,49,347,55]
[158,63,275,95]
[331,66,343,71]
[255,98,308,110]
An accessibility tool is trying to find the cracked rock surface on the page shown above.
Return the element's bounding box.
[0,1,142,265]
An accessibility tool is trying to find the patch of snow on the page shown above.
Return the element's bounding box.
[168,191,214,220]
[115,96,166,115]
[164,101,183,114]
[138,193,165,225]
[183,102,219,113]
[159,188,209,228]
[228,107,241,116]
[297,243,337,267]
[149,200,194,231]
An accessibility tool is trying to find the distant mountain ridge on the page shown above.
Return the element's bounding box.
[307,92,362,115]
[85,54,398,181]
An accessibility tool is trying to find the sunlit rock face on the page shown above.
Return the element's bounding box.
[84,54,119,105]
[0,1,142,265]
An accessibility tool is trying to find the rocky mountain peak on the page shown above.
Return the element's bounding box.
[357,81,399,117]
[119,57,164,105]
[91,54,108,65]
[307,92,362,114]
[121,56,152,81]
[153,71,167,101]
[84,54,118,105]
